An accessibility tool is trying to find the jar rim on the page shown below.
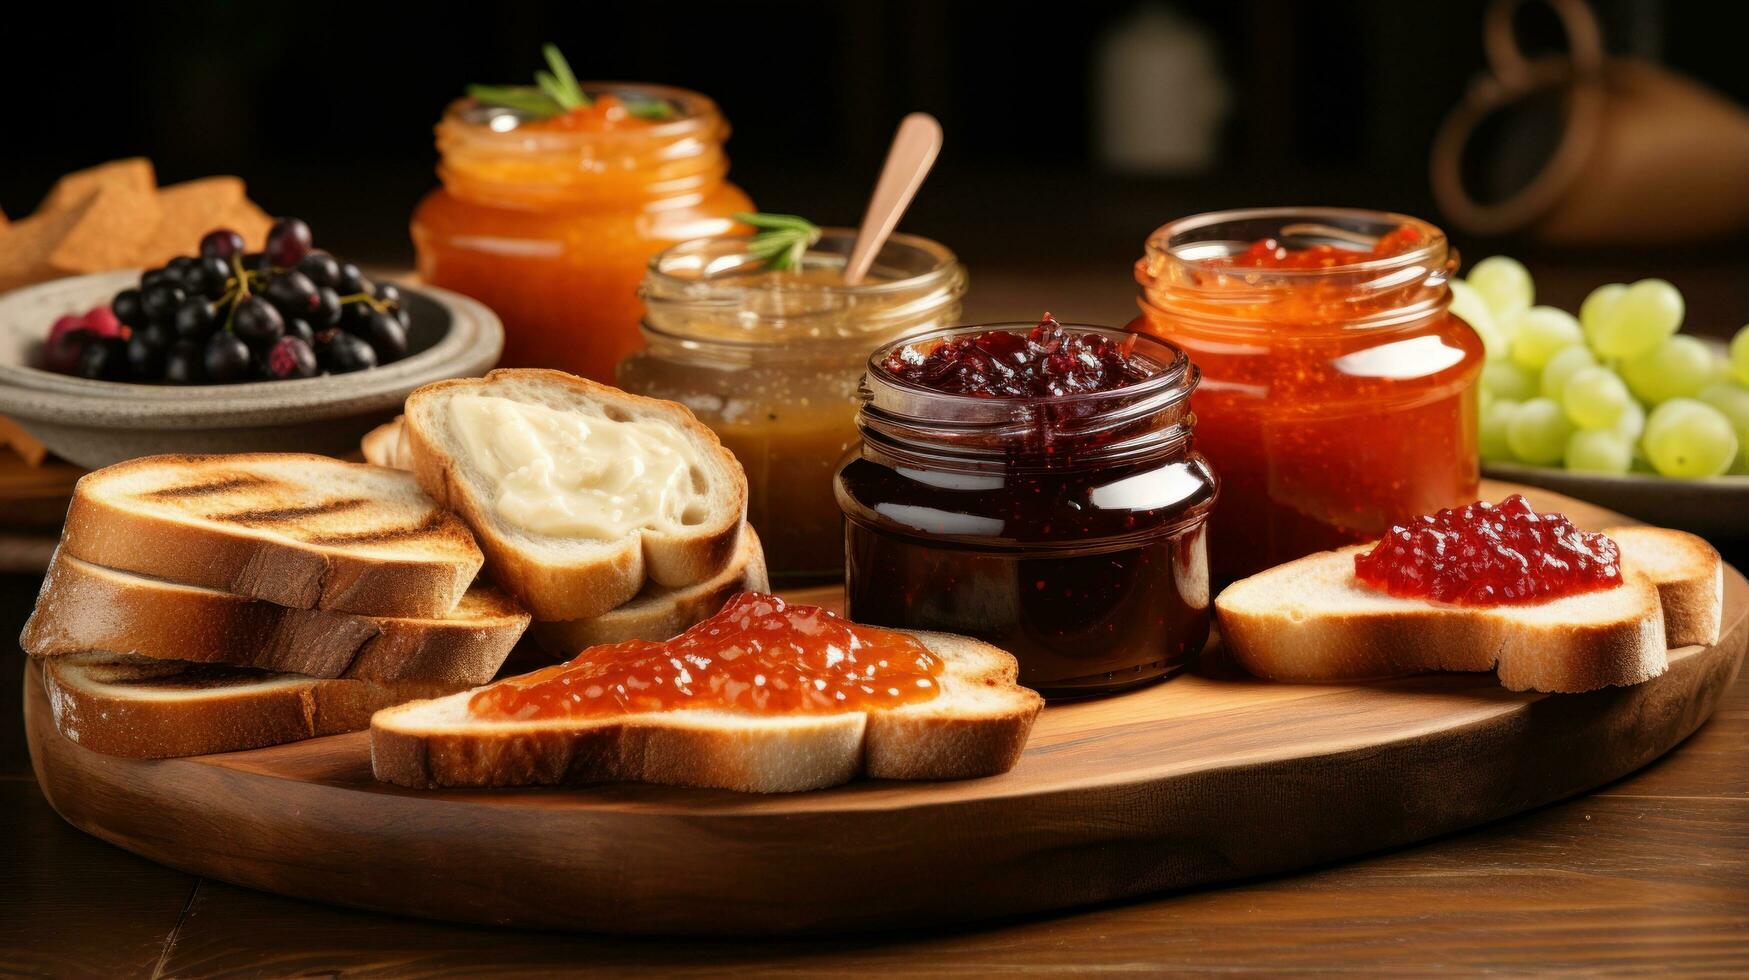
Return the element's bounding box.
[1143,206,1448,278]
[441,82,726,143]
[645,228,961,299]
[864,322,1195,412]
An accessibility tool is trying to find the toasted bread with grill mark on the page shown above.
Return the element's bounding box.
[402,370,747,622]
[1607,526,1723,648]
[23,552,527,685]
[371,630,1041,794]
[1214,538,1690,693]
[42,653,471,759]
[531,523,768,656]
[58,454,482,617]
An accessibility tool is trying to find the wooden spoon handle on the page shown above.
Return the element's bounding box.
[842,113,943,286]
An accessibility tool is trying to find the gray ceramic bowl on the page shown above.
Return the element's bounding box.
[0,270,502,468]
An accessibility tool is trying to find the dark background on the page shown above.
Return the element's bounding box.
[4,0,1747,325]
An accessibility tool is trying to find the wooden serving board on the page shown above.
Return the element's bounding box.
[24,484,1749,935]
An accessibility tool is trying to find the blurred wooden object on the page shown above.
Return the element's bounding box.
[1432,0,1749,243]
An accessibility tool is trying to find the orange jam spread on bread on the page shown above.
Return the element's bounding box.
[1353,495,1622,605]
[468,592,943,719]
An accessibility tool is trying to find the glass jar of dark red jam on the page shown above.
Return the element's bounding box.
[834,323,1218,699]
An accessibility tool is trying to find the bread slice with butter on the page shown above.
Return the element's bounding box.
[1214,526,1721,693]
[402,369,748,622]
[531,523,768,655]
[58,453,482,618]
[371,629,1041,794]
[42,653,474,759]
[23,552,529,684]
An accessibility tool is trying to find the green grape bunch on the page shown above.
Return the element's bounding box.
[1455,256,1749,479]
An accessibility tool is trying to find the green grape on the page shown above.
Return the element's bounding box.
[1478,398,1519,462]
[1578,282,1626,346]
[1468,256,1534,320]
[1611,397,1647,444]
[1506,397,1575,465]
[1507,306,1583,371]
[1481,359,1538,401]
[1588,278,1683,360]
[1561,365,1632,430]
[1447,279,1507,360]
[1564,428,1633,474]
[1642,398,1738,478]
[1697,382,1749,471]
[1730,325,1749,386]
[1540,344,1596,399]
[1620,335,1714,404]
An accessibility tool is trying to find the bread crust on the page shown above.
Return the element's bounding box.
[402,370,748,621]
[530,524,769,656]
[58,453,482,618]
[370,630,1042,793]
[23,553,529,685]
[43,655,467,759]
[1606,526,1724,648]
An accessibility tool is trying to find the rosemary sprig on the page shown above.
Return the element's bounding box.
[736,212,822,271]
[467,44,677,121]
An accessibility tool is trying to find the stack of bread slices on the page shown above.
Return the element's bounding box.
[22,453,529,757]
[367,369,768,658]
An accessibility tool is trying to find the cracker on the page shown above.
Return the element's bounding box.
[0,197,95,291]
[39,158,157,214]
[45,184,163,275]
[135,177,250,267]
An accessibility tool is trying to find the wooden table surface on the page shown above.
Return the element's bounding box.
[4,559,1747,976]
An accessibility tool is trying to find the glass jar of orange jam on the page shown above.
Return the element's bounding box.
[411,86,753,382]
[619,230,965,583]
[1130,207,1482,582]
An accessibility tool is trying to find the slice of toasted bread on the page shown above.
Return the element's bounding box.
[1215,544,1670,693]
[530,523,769,656]
[38,158,157,213]
[1607,525,1723,647]
[58,454,483,618]
[371,630,1041,793]
[402,370,748,622]
[43,653,471,759]
[23,552,528,684]
[362,415,410,470]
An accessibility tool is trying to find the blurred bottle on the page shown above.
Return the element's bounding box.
[1094,3,1230,175]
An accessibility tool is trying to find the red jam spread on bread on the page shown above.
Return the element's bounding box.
[468,592,943,719]
[880,313,1148,397]
[1215,223,1424,269]
[1353,495,1621,605]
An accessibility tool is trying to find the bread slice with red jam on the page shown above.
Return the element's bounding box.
[1214,498,1717,693]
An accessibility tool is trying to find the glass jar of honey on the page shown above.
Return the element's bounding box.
[835,322,1218,699]
[411,86,753,383]
[1131,207,1483,583]
[619,229,965,583]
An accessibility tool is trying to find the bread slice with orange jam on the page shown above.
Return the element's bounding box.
[1214,526,1721,693]
[370,630,1041,794]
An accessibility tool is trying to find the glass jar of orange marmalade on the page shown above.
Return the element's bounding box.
[1130,207,1482,583]
[620,230,965,583]
[411,86,753,382]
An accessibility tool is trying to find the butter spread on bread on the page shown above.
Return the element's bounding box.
[403,369,748,622]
